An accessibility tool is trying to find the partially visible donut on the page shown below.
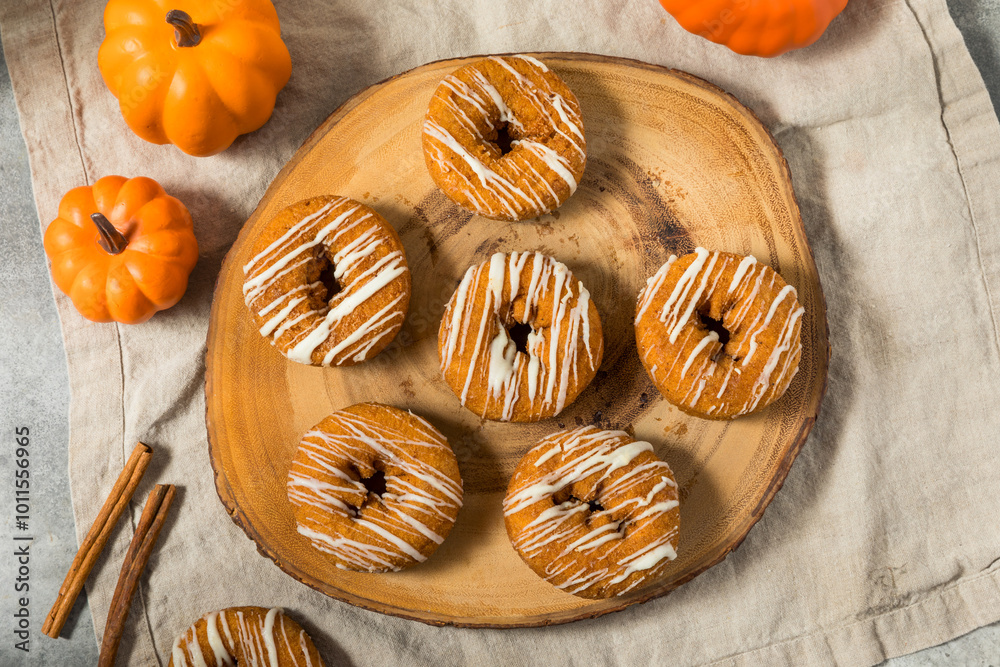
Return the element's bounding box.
[503,426,680,599]
[635,248,805,419]
[168,606,324,667]
[422,55,586,221]
[287,402,463,572]
[243,196,411,366]
[438,251,603,422]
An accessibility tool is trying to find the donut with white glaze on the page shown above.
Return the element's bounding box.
[168,606,324,667]
[422,55,586,221]
[635,248,805,419]
[438,251,603,422]
[243,196,410,366]
[503,426,681,599]
[287,403,463,572]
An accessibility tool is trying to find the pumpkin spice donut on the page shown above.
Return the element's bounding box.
[422,54,586,221]
[504,426,681,599]
[438,251,603,422]
[168,606,324,666]
[287,403,463,572]
[635,248,805,419]
[243,196,410,366]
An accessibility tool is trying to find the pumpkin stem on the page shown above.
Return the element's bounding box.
[166,10,202,48]
[91,213,129,255]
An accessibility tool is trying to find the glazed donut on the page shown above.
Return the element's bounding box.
[168,606,324,667]
[287,402,463,572]
[243,196,410,366]
[503,426,680,599]
[422,55,586,221]
[438,251,603,422]
[635,248,805,419]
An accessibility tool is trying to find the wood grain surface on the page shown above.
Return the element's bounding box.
[205,52,830,627]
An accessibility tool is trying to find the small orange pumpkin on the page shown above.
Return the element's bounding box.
[98,0,292,156]
[658,0,848,57]
[43,176,199,324]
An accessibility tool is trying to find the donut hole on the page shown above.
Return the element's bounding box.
[361,468,388,498]
[550,489,627,534]
[698,310,731,353]
[586,498,606,514]
[493,122,515,156]
[551,488,605,515]
[507,321,532,355]
[316,256,342,302]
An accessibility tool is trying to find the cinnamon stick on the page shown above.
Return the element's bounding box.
[42,442,153,639]
[98,484,175,667]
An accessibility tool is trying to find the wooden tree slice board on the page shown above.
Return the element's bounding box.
[206,53,829,628]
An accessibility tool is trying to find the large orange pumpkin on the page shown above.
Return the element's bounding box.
[43,176,199,324]
[658,0,848,57]
[98,0,292,156]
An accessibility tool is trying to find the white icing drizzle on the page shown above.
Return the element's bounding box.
[681,331,719,378]
[439,252,601,421]
[170,608,317,667]
[205,612,233,666]
[728,255,757,294]
[262,608,280,666]
[518,140,578,191]
[635,255,677,325]
[172,626,208,667]
[487,327,517,396]
[219,614,234,650]
[422,55,585,219]
[298,630,315,667]
[243,197,409,366]
[742,283,796,368]
[503,426,680,597]
[661,248,721,344]
[635,248,805,417]
[287,405,462,572]
[234,611,263,665]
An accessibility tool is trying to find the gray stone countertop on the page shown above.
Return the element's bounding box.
[1,2,999,665]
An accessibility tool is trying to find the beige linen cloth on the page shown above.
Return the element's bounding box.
[3,0,1000,664]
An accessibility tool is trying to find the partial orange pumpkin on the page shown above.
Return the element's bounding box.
[658,0,849,57]
[98,0,292,156]
[43,176,199,324]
